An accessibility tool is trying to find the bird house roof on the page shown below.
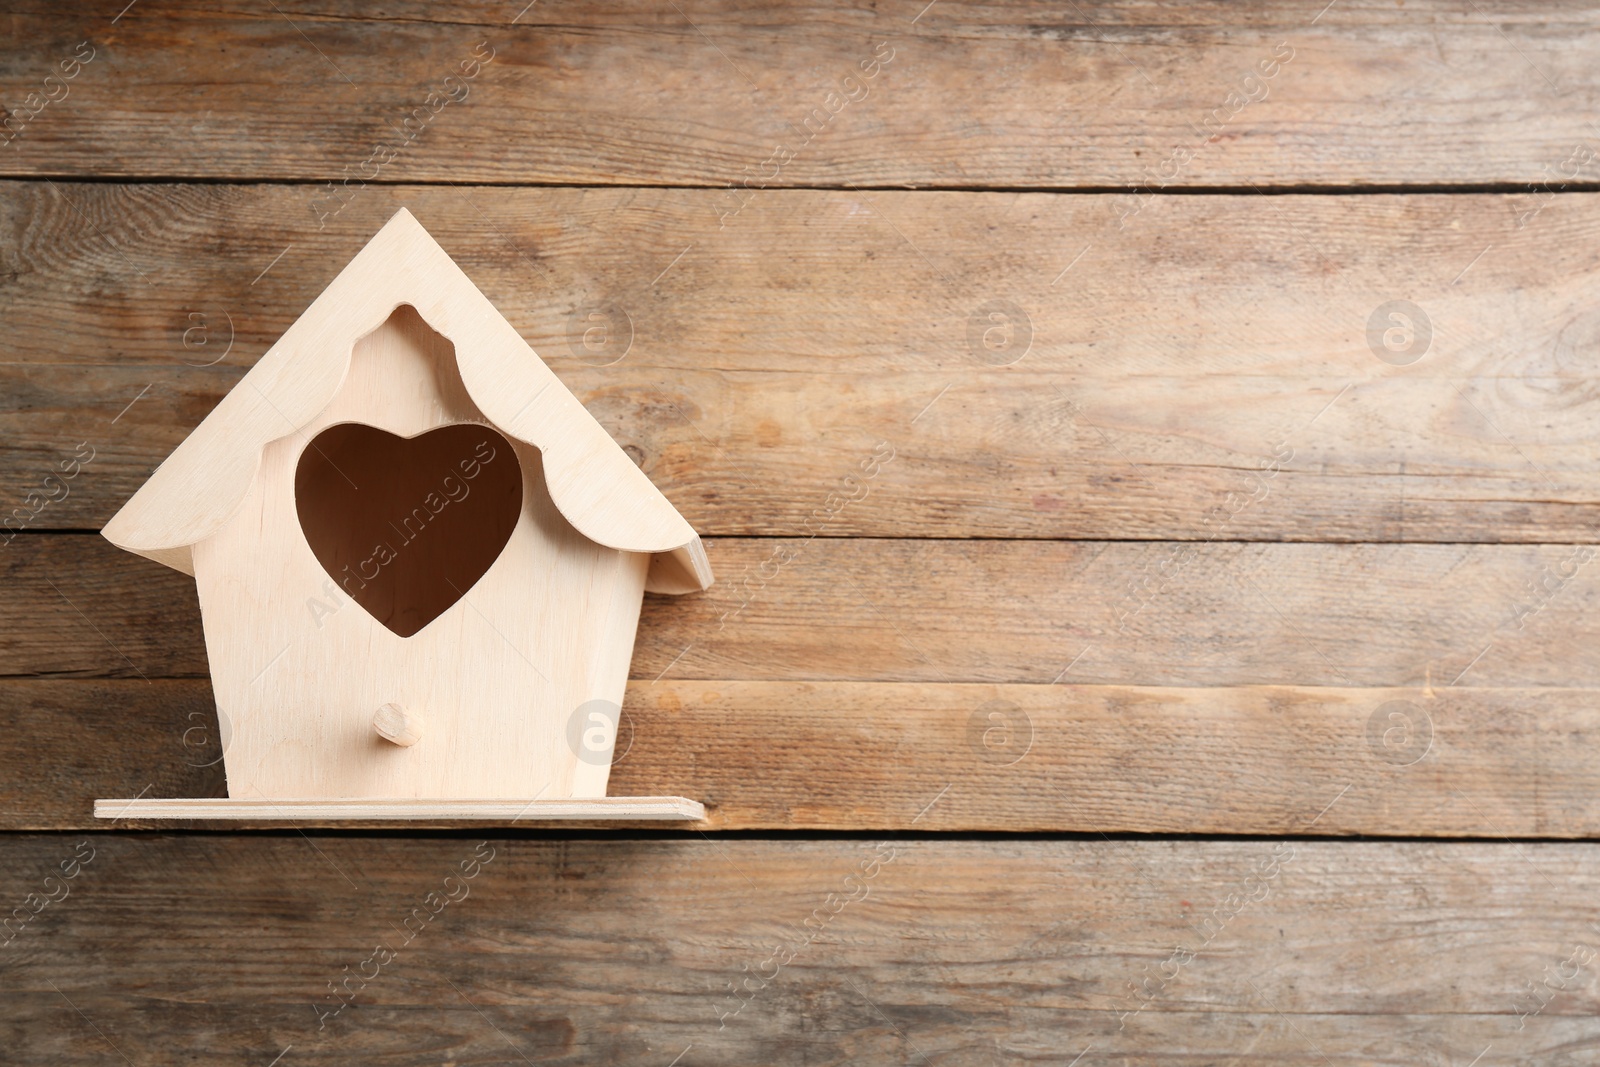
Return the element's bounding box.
[102,208,711,594]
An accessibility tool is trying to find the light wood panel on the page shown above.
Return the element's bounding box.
[2,2,1598,186]
[3,835,1600,1064]
[100,214,709,583]
[10,678,1600,835]
[7,184,1600,540]
[114,225,705,804]
[10,535,1599,689]
[91,796,706,821]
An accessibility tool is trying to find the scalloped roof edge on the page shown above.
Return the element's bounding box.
[101,208,711,595]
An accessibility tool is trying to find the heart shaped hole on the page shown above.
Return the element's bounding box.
[295,423,523,637]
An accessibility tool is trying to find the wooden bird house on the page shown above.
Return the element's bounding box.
[94,209,710,822]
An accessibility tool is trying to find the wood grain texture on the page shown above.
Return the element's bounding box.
[7,184,1600,540]
[10,535,1599,689]
[6,3,1597,1061]
[3,835,1600,1064]
[2,2,1599,186]
[9,678,1600,835]
[0,680,223,827]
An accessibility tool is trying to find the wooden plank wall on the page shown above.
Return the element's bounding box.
[4,1,1600,1062]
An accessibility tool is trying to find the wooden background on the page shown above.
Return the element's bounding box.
[5,1,1600,1062]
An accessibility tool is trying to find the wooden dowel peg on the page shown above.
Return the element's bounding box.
[374,703,423,747]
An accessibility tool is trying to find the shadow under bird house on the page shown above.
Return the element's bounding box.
[94,208,712,823]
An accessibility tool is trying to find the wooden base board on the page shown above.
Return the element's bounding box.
[92,796,706,822]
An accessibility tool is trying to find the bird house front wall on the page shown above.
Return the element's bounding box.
[188,305,648,801]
